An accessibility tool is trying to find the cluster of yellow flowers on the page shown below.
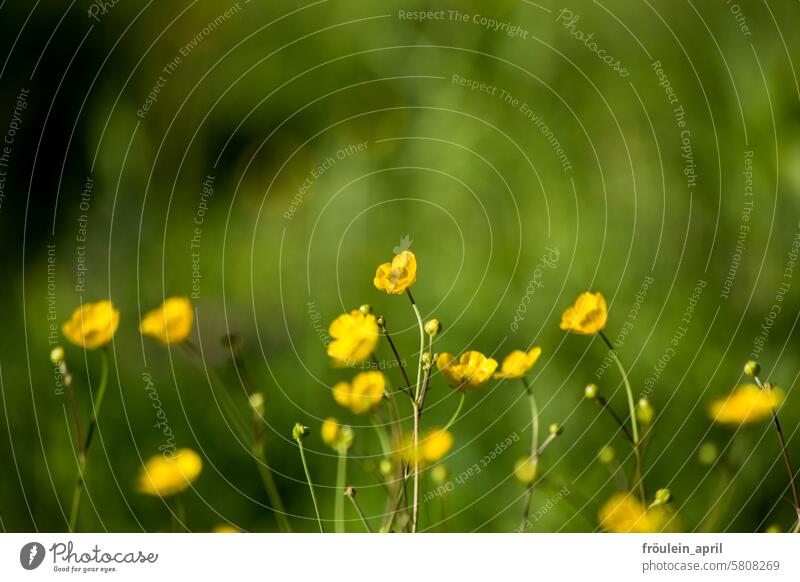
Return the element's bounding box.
[56,256,797,533]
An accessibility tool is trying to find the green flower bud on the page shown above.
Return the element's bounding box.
[376,315,386,328]
[292,423,310,442]
[379,459,393,476]
[249,392,265,416]
[513,457,538,485]
[549,423,563,436]
[636,397,655,425]
[697,442,718,466]
[359,304,373,315]
[744,360,760,377]
[653,488,672,506]
[344,486,356,498]
[424,319,442,336]
[50,346,65,364]
[584,383,598,399]
[598,445,616,465]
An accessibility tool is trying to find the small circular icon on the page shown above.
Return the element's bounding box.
[20,542,46,570]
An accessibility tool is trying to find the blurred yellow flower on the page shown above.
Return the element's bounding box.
[437,351,498,390]
[598,493,673,533]
[321,417,353,449]
[710,384,783,425]
[495,347,542,379]
[212,524,240,533]
[373,250,417,295]
[136,448,203,497]
[140,297,194,344]
[332,371,385,414]
[397,428,453,466]
[327,310,379,366]
[62,300,120,349]
[560,291,607,335]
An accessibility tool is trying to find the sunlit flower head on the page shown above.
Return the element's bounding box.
[709,384,783,425]
[560,291,607,335]
[136,448,203,497]
[212,524,240,533]
[62,300,120,349]
[397,428,453,467]
[327,310,379,367]
[332,371,385,414]
[494,347,542,379]
[598,493,674,533]
[437,351,498,391]
[140,297,194,344]
[373,251,417,295]
[321,417,353,450]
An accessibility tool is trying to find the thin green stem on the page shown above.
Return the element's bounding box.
[406,289,425,533]
[378,320,414,396]
[297,441,324,532]
[599,331,645,503]
[335,446,348,533]
[346,493,373,533]
[252,425,292,533]
[443,392,466,432]
[594,395,634,443]
[69,347,109,532]
[520,376,540,528]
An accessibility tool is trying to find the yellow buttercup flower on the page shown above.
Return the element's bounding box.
[494,347,542,379]
[437,351,498,391]
[397,428,453,466]
[332,371,385,414]
[710,384,783,425]
[140,297,194,344]
[373,250,417,295]
[212,524,240,533]
[136,448,203,497]
[62,300,120,349]
[598,493,674,533]
[560,291,607,335]
[327,310,379,366]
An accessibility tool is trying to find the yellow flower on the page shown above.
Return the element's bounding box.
[140,297,194,344]
[560,291,607,335]
[437,351,498,391]
[494,347,542,379]
[710,384,783,425]
[598,493,674,533]
[327,310,379,366]
[136,448,203,497]
[320,417,354,449]
[212,524,240,533]
[62,300,120,349]
[332,371,385,414]
[373,250,417,295]
[397,428,453,466]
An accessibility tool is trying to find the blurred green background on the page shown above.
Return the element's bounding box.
[1,0,800,532]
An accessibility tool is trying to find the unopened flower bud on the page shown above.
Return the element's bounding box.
[344,486,356,498]
[379,459,393,476]
[359,304,373,315]
[697,442,718,466]
[424,319,442,336]
[598,445,616,465]
[292,423,310,442]
[549,423,563,436]
[50,346,65,364]
[376,315,386,328]
[422,352,432,369]
[584,383,598,399]
[744,360,760,377]
[636,397,655,425]
[431,464,448,485]
[249,392,265,416]
[513,457,538,485]
[652,488,672,506]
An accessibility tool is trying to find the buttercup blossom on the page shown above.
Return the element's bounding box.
[136,448,203,497]
[397,428,453,466]
[212,524,240,533]
[495,347,542,379]
[140,297,194,344]
[598,493,673,533]
[560,292,607,335]
[327,310,379,366]
[373,251,417,295]
[62,300,120,349]
[332,371,385,414]
[710,384,784,425]
[437,351,498,391]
